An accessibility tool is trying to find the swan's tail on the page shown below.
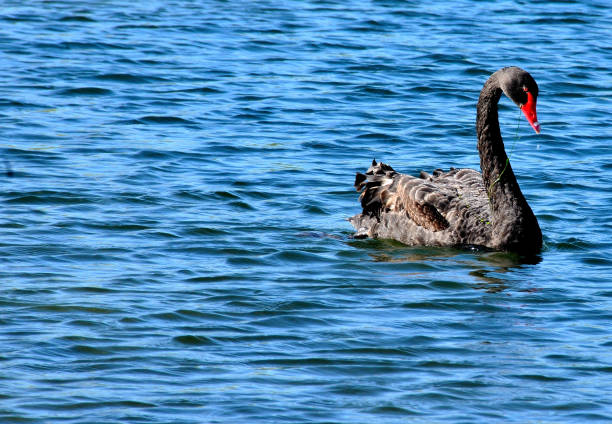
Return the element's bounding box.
[348,159,397,238]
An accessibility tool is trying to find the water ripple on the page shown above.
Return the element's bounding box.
[1,1,612,423]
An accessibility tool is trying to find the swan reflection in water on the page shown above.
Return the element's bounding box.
[352,238,542,293]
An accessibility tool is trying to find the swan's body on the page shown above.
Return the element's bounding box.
[349,67,543,255]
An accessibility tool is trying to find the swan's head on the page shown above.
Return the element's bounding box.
[498,67,541,134]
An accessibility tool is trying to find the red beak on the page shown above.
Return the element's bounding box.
[521,91,540,134]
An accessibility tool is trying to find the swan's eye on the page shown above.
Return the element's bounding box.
[523,86,529,92]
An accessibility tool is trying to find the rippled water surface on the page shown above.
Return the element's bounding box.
[2,1,612,422]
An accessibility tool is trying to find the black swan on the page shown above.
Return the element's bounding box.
[349,66,542,254]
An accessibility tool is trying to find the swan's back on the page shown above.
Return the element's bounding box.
[349,160,494,249]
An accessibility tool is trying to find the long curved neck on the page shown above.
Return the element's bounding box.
[476,74,542,252]
[477,76,518,207]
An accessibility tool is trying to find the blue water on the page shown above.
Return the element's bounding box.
[1,1,612,423]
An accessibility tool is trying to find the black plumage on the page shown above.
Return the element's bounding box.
[349,67,543,255]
